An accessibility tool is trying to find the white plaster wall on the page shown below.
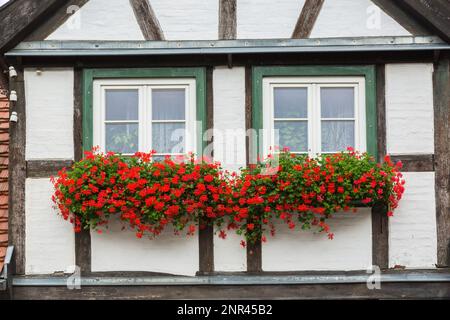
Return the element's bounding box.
[25,179,75,275]
[385,64,435,155]
[389,172,437,268]
[91,219,199,276]
[237,0,305,39]
[47,0,144,40]
[25,68,74,160]
[212,67,247,271]
[311,0,411,38]
[213,67,247,173]
[151,0,218,40]
[262,209,372,271]
[214,227,246,272]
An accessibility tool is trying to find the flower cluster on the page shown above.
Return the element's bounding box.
[229,148,405,242]
[52,147,405,245]
[52,149,231,239]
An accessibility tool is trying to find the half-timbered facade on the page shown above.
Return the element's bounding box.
[0,0,449,299]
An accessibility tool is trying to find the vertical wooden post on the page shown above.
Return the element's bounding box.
[8,65,26,275]
[372,64,389,270]
[433,57,450,267]
[73,67,91,274]
[198,67,215,274]
[245,65,262,273]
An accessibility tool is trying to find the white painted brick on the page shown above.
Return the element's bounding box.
[389,172,437,268]
[151,0,218,40]
[263,209,372,271]
[386,64,435,155]
[47,0,144,40]
[25,68,74,160]
[25,179,75,275]
[91,219,199,276]
[237,0,305,39]
[311,0,410,38]
[213,67,247,173]
[214,227,246,272]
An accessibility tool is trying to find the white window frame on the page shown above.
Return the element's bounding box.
[93,78,197,156]
[262,76,366,158]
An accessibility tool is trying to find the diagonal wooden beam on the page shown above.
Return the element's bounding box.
[129,0,164,41]
[25,0,90,41]
[219,0,237,40]
[292,0,324,39]
[397,0,450,43]
[371,0,431,36]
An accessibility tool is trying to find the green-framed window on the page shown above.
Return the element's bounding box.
[83,68,207,157]
[252,66,377,160]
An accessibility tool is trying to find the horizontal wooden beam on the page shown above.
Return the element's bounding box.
[26,160,74,178]
[11,280,450,299]
[390,154,435,172]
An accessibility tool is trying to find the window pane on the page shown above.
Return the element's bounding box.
[274,121,308,153]
[105,89,139,121]
[274,88,308,118]
[321,88,355,118]
[152,123,186,154]
[152,89,186,120]
[321,121,355,152]
[105,123,138,154]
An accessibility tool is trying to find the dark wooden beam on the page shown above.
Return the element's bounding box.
[433,57,450,267]
[397,0,450,43]
[371,0,431,36]
[292,0,324,39]
[390,154,435,172]
[12,280,450,300]
[0,0,71,52]
[373,65,389,270]
[244,66,262,272]
[26,160,74,178]
[73,67,91,274]
[198,67,215,274]
[25,0,89,41]
[129,0,164,41]
[8,68,26,275]
[218,0,237,40]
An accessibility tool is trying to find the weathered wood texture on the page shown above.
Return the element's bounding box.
[198,67,214,274]
[0,0,70,52]
[129,0,164,41]
[75,229,91,274]
[8,69,26,275]
[12,282,450,300]
[372,203,389,269]
[371,0,431,36]
[218,0,237,40]
[397,0,450,43]
[433,58,450,267]
[292,0,324,38]
[372,64,389,270]
[74,68,83,162]
[73,67,91,274]
[390,154,435,172]
[14,50,437,70]
[244,66,261,272]
[26,160,74,178]
[25,0,89,41]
